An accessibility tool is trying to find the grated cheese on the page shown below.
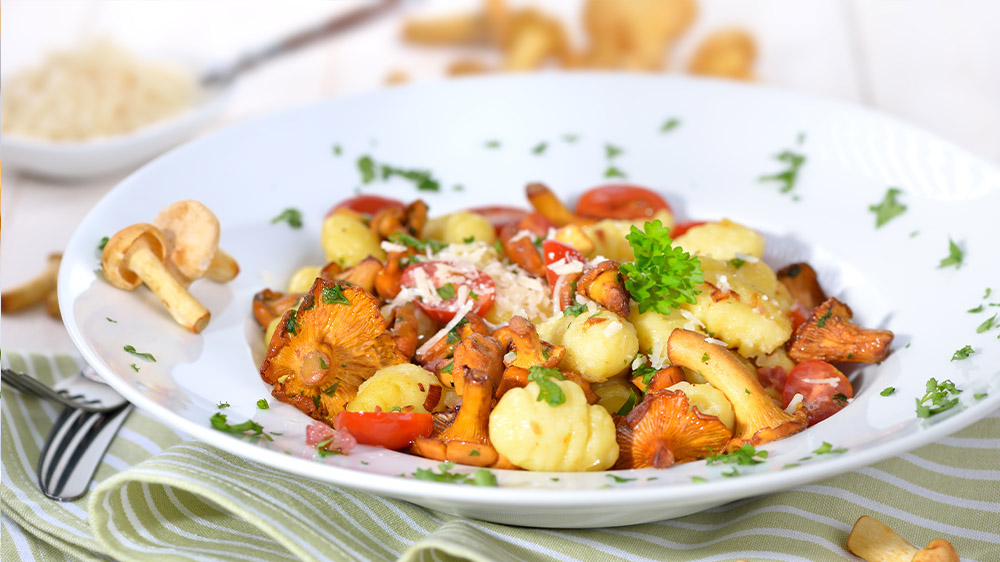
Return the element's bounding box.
[603,321,622,337]
[734,252,759,264]
[784,393,804,413]
[508,230,534,243]
[631,354,647,370]
[679,308,705,331]
[649,341,667,369]
[802,377,842,388]
[503,351,517,364]
[704,337,728,347]
[381,241,409,253]
[416,299,475,356]
[716,274,732,293]
[547,258,585,276]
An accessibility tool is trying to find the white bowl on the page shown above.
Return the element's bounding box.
[59,74,1000,528]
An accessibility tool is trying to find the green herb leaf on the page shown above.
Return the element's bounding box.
[484,140,501,149]
[605,144,623,159]
[358,155,376,183]
[816,307,833,328]
[413,462,497,486]
[727,257,746,269]
[387,232,448,254]
[660,118,680,133]
[440,361,454,374]
[563,303,587,316]
[210,412,272,441]
[984,288,992,299]
[705,444,768,466]
[130,363,140,372]
[284,309,300,336]
[976,314,997,334]
[123,345,156,362]
[257,399,269,409]
[604,165,627,179]
[321,382,339,397]
[973,392,988,400]
[701,353,710,364]
[969,305,984,313]
[614,388,639,416]
[106,317,117,323]
[527,366,566,407]
[634,364,657,386]
[951,345,975,361]
[532,142,547,155]
[606,474,636,484]
[691,476,707,483]
[759,136,807,195]
[938,238,964,269]
[98,236,110,251]
[271,208,303,228]
[812,442,847,455]
[562,134,579,143]
[915,378,962,418]
[832,393,848,406]
[436,283,457,300]
[217,402,230,409]
[880,387,896,397]
[619,220,703,314]
[869,188,907,228]
[321,284,350,305]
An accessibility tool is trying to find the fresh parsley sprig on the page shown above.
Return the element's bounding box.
[619,220,703,314]
[916,378,962,418]
[527,366,566,407]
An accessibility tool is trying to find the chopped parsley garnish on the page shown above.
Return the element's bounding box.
[446,318,468,344]
[357,155,441,191]
[910,230,920,238]
[527,366,566,407]
[387,232,447,253]
[436,283,457,300]
[812,442,847,455]
[938,238,964,269]
[271,208,303,228]
[701,353,710,364]
[832,393,848,406]
[561,133,579,143]
[321,382,339,397]
[974,392,988,400]
[256,399,269,409]
[916,378,962,418]
[976,314,996,334]
[705,444,768,466]
[660,118,680,133]
[217,402,230,409]
[322,285,350,305]
[630,363,655,385]
[969,305,984,313]
[357,155,377,183]
[615,388,639,416]
[284,310,301,336]
[106,317,117,323]
[984,288,992,299]
[604,165,627,179]
[98,236,109,251]
[951,345,975,361]
[691,476,707,483]
[123,345,156,362]
[605,144,623,159]
[532,142,548,155]
[312,394,322,410]
[130,363,140,372]
[440,361,454,374]
[880,387,896,397]
[563,302,587,316]
[727,257,746,269]
[413,462,497,486]
[816,307,833,328]
[484,140,501,149]
[463,236,475,243]
[619,220,703,314]
[209,412,272,441]
[606,474,636,484]
[869,188,907,228]
[759,135,807,194]
[315,437,344,458]
[332,144,342,156]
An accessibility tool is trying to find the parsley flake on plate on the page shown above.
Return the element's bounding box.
[123,345,156,362]
[256,399,269,410]
[759,134,807,194]
[812,442,847,455]
[210,412,273,441]
[484,140,501,149]
[951,345,975,361]
[705,444,768,466]
[660,118,680,133]
[619,220,703,314]
[606,474,636,484]
[413,462,497,486]
[605,144,623,159]
[604,165,627,179]
[98,236,109,251]
[869,188,907,228]
[532,142,548,155]
[880,387,896,397]
[915,378,962,418]
[976,314,997,334]
[938,238,964,269]
[270,208,303,228]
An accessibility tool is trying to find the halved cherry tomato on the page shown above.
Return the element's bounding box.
[782,360,853,426]
[575,184,672,220]
[468,206,530,233]
[541,239,585,287]
[329,195,405,217]
[334,411,433,450]
[399,261,496,323]
[670,220,707,238]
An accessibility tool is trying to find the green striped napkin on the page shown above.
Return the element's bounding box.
[2,352,998,562]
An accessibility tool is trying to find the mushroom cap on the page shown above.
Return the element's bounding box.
[101,223,168,290]
[152,200,221,280]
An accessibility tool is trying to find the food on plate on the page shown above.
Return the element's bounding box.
[254,184,892,473]
[847,515,959,562]
[0,39,196,141]
[101,200,239,333]
[1,252,62,319]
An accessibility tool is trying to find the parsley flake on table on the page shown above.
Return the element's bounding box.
[869,188,907,228]
[705,444,768,466]
[984,288,992,299]
[880,387,896,397]
[660,118,680,133]
[270,208,303,228]
[916,378,962,418]
[759,134,807,194]
[527,366,566,406]
[976,314,997,334]
[620,220,703,314]
[413,462,497,486]
[937,238,964,269]
[951,345,975,361]
[123,345,156,362]
[532,142,548,155]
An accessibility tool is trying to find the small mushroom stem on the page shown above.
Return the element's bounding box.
[206,248,240,282]
[129,247,210,333]
[45,288,61,319]
[1,253,61,312]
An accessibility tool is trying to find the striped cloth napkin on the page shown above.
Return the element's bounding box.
[2,352,998,562]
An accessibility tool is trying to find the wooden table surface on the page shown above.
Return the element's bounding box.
[2,0,999,352]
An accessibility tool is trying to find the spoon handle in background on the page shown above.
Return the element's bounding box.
[201,0,401,88]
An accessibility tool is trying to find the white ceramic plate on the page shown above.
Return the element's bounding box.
[60,74,1000,528]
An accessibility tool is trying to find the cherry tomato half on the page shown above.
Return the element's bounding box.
[575,185,672,220]
[782,360,853,426]
[670,220,707,238]
[468,206,530,232]
[541,239,585,287]
[334,411,433,450]
[399,261,496,323]
[329,195,405,217]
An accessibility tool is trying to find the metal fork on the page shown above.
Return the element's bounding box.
[1,365,128,412]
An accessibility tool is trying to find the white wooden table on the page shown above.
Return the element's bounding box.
[2,0,999,352]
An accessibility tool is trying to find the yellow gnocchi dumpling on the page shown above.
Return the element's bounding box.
[321,214,385,267]
[542,309,639,382]
[287,265,322,294]
[489,379,619,471]
[666,381,735,431]
[674,218,764,260]
[346,363,442,413]
[422,211,497,244]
